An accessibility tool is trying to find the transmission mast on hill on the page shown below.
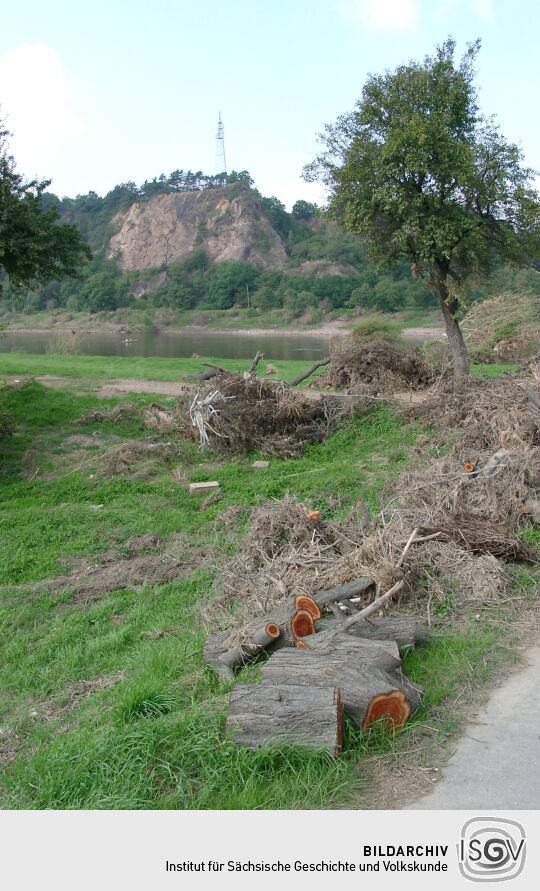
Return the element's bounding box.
[216,111,227,175]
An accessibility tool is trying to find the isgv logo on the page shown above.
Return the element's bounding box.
[458,817,526,882]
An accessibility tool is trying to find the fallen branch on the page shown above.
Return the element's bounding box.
[247,351,264,376]
[290,358,331,387]
[198,363,229,381]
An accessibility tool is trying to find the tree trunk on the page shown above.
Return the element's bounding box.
[226,683,343,754]
[436,276,469,389]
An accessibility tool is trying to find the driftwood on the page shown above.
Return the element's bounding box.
[289,358,331,388]
[261,648,421,727]
[226,683,343,754]
[314,616,431,650]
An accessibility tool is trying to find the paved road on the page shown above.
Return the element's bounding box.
[410,647,540,809]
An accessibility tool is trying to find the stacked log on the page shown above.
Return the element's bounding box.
[226,684,343,755]
[204,575,430,753]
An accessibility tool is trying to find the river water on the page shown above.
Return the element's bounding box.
[0,329,334,361]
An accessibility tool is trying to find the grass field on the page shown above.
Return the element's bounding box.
[0,352,518,385]
[0,360,535,809]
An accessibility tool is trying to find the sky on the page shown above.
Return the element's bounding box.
[0,0,539,209]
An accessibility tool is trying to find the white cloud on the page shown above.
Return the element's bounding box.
[342,0,418,30]
[0,43,86,184]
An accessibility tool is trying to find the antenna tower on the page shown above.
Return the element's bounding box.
[216,111,227,174]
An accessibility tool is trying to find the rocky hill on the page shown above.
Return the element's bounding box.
[107,184,288,272]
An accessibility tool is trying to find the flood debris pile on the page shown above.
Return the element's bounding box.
[175,373,363,457]
[316,338,436,394]
[462,293,540,363]
[97,440,179,479]
[76,402,141,425]
[204,370,540,755]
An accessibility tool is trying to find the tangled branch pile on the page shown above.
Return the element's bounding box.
[462,293,540,363]
[98,441,179,478]
[168,373,365,457]
[203,368,540,754]
[75,402,141,425]
[317,338,436,394]
[210,371,540,641]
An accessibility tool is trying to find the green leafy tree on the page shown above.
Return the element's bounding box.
[306,39,540,386]
[0,119,91,295]
[292,200,318,220]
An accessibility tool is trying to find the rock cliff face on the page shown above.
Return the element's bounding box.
[107,184,288,271]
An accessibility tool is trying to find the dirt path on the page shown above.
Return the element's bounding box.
[19,374,432,404]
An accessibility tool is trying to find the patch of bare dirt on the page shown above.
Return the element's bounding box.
[33,671,127,723]
[97,380,192,398]
[123,533,161,554]
[2,537,211,605]
[0,727,22,768]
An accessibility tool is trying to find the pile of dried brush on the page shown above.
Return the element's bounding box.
[462,293,540,363]
[76,402,141,425]
[317,338,436,394]
[204,496,369,630]
[177,373,365,457]
[98,441,178,478]
[209,371,540,640]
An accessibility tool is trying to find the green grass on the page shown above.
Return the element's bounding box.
[0,351,517,387]
[0,377,536,809]
[0,352,316,384]
[0,382,415,808]
[470,362,519,378]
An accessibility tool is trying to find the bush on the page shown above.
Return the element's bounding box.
[351,313,400,342]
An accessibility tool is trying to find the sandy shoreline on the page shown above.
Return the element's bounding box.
[4,322,444,340]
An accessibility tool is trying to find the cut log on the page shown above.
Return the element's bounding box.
[313,577,376,608]
[205,576,377,677]
[363,690,410,730]
[300,630,401,668]
[203,631,235,683]
[289,358,330,387]
[218,623,281,674]
[290,609,315,639]
[226,683,343,754]
[314,616,431,650]
[294,595,321,620]
[261,647,420,727]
